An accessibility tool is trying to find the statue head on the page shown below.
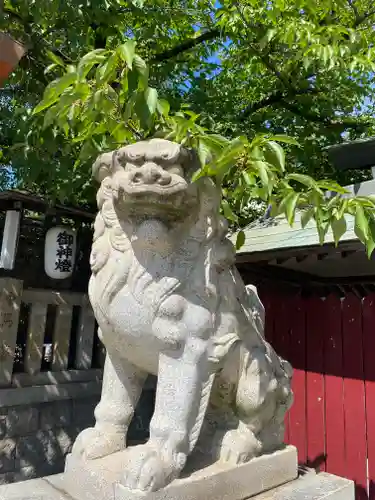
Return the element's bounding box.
[92,139,200,223]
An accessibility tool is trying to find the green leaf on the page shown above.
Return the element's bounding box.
[46,50,65,67]
[336,198,349,219]
[33,72,77,114]
[44,64,58,75]
[145,87,158,114]
[157,99,170,116]
[366,216,375,258]
[133,55,148,88]
[236,230,246,250]
[316,219,330,245]
[134,92,151,128]
[263,141,285,171]
[199,134,229,155]
[43,105,58,128]
[287,173,316,188]
[354,204,369,243]
[301,207,314,228]
[268,135,300,146]
[331,217,347,246]
[221,199,238,222]
[198,138,212,167]
[252,160,269,188]
[259,28,277,49]
[77,49,107,78]
[242,171,255,186]
[124,92,137,121]
[316,180,349,194]
[129,0,144,6]
[118,40,137,69]
[96,53,118,84]
[209,137,246,179]
[282,191,300,225]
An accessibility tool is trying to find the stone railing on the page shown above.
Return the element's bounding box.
[0,278,104,387]
[0,278,154,484]
[0,278,105,484]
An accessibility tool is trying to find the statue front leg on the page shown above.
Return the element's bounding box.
[72,344,147,460]
[122,333,214,492]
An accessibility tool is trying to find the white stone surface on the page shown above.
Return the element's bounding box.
[1,463,354,500]
[52,305,73,371]
[0,477,67,500]
[0,380,101,407]
[70,139,293,493]
[63,446,298,500]
[255,472,354,500]
[24,302,48,375]
[75,300,96,369]
[0,279,23,386]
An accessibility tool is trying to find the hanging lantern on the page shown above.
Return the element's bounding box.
[44,227,77,279]
[0,33,26,87]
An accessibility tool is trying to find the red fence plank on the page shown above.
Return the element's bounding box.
[363,294,375,500]
[306,296,326,472]
[288,294,307,464]
[275,295,293,443]
[323,294,346,479]
[342,294,367,500]
[263,292,275,345]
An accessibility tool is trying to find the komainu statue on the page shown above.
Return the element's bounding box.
[72,138,293,492]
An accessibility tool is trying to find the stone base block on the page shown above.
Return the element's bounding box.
[63,446,298,500]
[0,469,354,500]
[255,472,354,500]
[0,476,67,500]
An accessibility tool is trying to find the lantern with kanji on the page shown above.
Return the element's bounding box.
[44,227,77,279]
[0,33,26,87]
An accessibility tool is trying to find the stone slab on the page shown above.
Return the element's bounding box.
[254,472,354,500]
[0,476,67,500]
[0,469,354,500]
[63,446,298,500]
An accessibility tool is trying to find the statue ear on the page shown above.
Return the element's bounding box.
[92,152,115,183]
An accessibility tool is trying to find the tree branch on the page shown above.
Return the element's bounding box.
[4,7,72,63]
[241,87,322,119]
[280,101,371,129]
[354,8,375,27]
[152,28,220,62]
[234,3,293,89]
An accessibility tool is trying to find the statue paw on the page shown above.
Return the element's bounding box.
[122,442,182,492]
[213,429,261,465]
[72,426,126,460]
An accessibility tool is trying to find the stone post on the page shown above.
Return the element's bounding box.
[0,278,23,386]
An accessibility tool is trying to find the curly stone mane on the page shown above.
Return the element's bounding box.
[88,145,234,321]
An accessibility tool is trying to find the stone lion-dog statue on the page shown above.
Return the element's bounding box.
[72,138,293,492]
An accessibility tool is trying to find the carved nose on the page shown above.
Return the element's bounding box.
[131,163,171,186]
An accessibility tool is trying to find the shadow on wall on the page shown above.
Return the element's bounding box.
[0,389,155,485]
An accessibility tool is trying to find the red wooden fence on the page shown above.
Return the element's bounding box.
[262,291,375,500]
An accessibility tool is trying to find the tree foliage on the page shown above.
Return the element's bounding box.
[2,0,375,252]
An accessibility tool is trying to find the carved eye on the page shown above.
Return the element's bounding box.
[166,165,184,177]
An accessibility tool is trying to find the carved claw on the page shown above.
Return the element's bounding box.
[72,427,126,460]
[212,429,261,465]
[122,442,181,492]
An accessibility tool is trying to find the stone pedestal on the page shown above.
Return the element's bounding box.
[62,446,298,500]
[0,468,354,500]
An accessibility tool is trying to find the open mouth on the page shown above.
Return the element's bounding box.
[121,181,188,197]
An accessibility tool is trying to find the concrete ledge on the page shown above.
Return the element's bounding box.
[11,369,103,388]
[63,446,298,500]
[0,476,67,500]
[255,472,354,499]
[0,380,102,408]
[0,469,354,500]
